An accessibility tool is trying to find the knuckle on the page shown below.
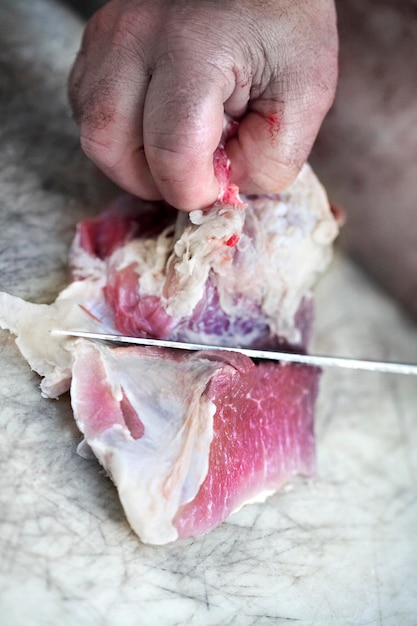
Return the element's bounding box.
[75,78,118,130]
[80,131,122,170]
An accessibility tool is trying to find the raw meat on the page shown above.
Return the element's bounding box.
[62,163,338,352]
[0,157,339,544]
[71,342,319,544]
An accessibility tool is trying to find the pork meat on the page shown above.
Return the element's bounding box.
[0,160,338,543]
[70,342,318,544]
[62,163,338,351]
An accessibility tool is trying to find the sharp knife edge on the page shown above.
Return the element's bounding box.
[51,329,417,376]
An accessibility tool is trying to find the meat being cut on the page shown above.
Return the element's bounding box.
[64,161,336,353]
[71,342,319,544]
[0,153,339,544]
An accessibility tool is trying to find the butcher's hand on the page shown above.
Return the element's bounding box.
[68,0,338,211]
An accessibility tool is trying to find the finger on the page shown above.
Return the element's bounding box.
[143,57,236,211]
[68,9,161,200]
[227,69,338,194]
[78,75,160,201]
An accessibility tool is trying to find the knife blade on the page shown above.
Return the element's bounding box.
[51,329,417,376]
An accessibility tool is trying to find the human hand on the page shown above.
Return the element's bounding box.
[69,0,338,210]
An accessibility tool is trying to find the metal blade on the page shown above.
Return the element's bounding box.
[51,329,417,376]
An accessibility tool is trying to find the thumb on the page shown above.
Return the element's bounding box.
[226,71,337,194]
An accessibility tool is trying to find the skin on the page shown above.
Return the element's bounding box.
[68,0,338,211]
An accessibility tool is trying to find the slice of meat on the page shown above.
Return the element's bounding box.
[69,341,319,544]
[0,291,319,544]
[0,158,338,544]
[62,164,338,352]
[174,359,319,540]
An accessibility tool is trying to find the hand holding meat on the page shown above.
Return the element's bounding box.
[68,0,338,210]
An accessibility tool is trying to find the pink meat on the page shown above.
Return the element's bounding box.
[69,188,324,352]
[174,361,318,539]
[69,340,318,543]
[76,197,177,264]
[0,149,338,543]
[105,263,176,339]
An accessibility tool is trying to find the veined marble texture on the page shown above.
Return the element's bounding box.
[0,1,416,625]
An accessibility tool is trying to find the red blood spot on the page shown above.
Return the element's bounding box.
[225,234,240,247]
[265,112,281,138]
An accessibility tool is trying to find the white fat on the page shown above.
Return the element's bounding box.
[110,226,175,297]
[70,343,223,545]
[69,230,106,281]
[0,292,101,398]
[213,165,338,343]
[57,279,119,332]
[165,205,246,317]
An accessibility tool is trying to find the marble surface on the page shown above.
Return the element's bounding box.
[1,1,417,625]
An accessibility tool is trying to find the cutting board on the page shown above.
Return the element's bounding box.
[1,2,416,624]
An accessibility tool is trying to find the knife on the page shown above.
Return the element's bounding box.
[51,329,417,376]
